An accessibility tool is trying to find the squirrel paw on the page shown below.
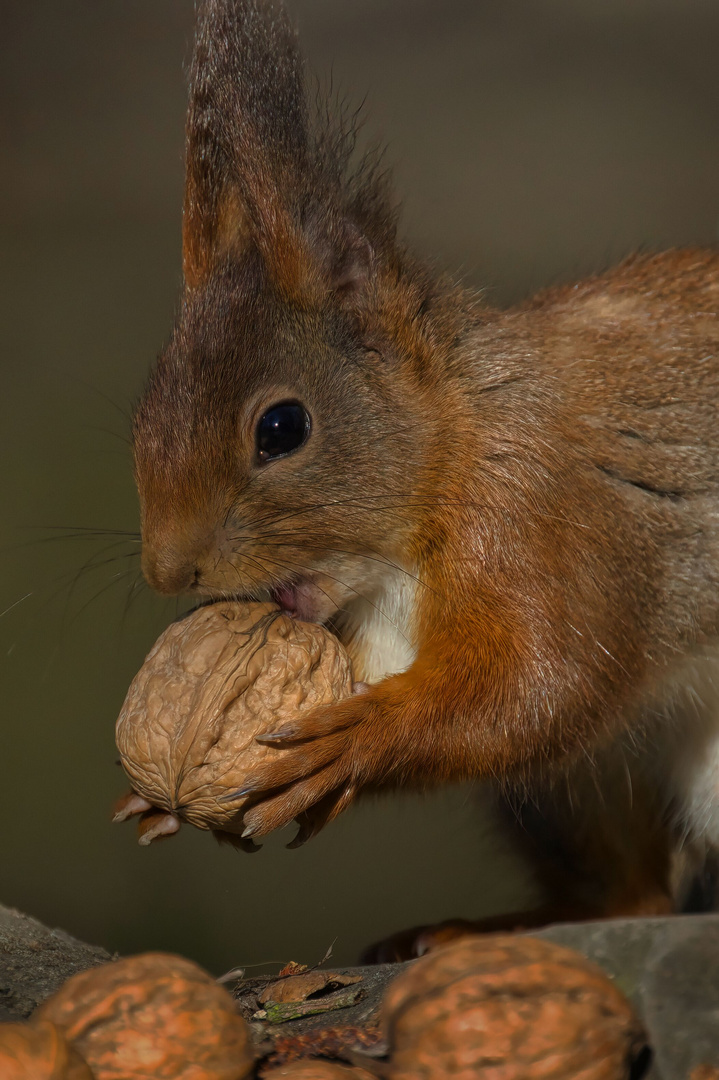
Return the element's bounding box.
[360,919,480,964]
[237,695,378,840]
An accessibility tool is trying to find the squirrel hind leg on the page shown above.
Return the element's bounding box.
[360,906,601,965]
[673,844,719,914]
[361,761,681,965]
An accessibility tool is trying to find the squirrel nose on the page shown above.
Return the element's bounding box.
[140,517,235,596]
[141,549,200,596]
[140,523,209,596]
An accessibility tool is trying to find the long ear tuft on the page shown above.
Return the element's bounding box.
[183,0,401,302]
[183,0,312,293]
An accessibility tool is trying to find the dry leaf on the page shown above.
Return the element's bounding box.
[277,962,308,978]
[260,973,362,1006]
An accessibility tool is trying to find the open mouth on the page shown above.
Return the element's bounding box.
[270,577,333,624]
[271,581,302,617]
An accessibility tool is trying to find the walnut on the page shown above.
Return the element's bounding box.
[0,1020,94,1080]
[114,602,353,841]
[36,952,253,1080]
[381,935,647,1080]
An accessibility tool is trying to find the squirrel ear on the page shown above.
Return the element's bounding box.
[332,229,375,297]
[182,0,313,295]
[183,0,395,305]
[307,214,375,299]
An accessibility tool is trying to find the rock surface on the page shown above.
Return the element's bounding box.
[0,905,110,1021]
[537,917,719,1080]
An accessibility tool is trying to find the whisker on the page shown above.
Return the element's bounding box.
[233,535,438,598]
[77,380,135,430]
[72,568,140,621]
[249,551,410,645]
[227,554,265,601]
[58,550,141,629]
[39,566,142,682]
[0,593,33,620]
[15,526,142,549]
[26,548,142,631]
[241,550,346,633]
[230,493,590,535]
[36,548,139,604]
[30,525,141,536]
[63,546,141,590]
[229,496,411,535]
[82,425,133,449]
[120,571,149,629]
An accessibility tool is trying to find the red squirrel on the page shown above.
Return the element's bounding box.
[132,0,719,955]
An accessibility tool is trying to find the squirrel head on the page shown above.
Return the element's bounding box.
[133,0,463,620]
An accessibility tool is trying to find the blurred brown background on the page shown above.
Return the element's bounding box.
[0,0,717,972]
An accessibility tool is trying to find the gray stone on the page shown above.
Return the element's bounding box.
[0,904,110,1020]
[639,920,719,1080]
[537,916,719,1079]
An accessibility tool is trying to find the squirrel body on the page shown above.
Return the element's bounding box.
[133,0,719,940]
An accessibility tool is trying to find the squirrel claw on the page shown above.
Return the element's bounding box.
[236,696,380,836]
[255,727,298,745]
[137,808,181,846]
[111,790,154,823]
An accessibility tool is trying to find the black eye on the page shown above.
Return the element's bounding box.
[256,401,311,462]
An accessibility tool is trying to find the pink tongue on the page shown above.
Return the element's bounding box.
[273,585,298,614]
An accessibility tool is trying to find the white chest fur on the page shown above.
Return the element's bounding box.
[339,566,419,685]
[651,643,719,847]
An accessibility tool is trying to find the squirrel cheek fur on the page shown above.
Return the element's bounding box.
[133,0,719,919]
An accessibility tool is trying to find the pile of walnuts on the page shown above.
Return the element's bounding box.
[0,935,647,1080]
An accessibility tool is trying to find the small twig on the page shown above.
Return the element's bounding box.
[217,940,336,988]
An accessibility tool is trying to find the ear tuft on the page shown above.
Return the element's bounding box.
[183,0,309,293]
[182,0,399,303]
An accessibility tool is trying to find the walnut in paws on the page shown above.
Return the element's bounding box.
[114,602,354,847]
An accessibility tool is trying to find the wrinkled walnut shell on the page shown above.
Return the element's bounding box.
[382,935,646,1080]
[0,1020,94,1080]
[36,952,253,1080]
[115,602,353,840]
